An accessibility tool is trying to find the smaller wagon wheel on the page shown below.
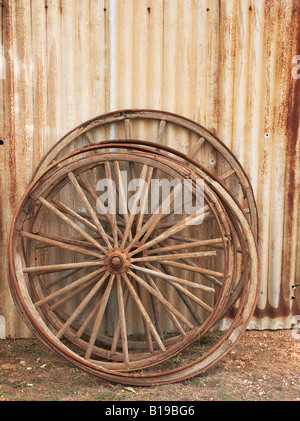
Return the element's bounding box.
[10,149,239,373]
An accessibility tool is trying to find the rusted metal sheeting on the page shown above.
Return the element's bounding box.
[0,0,299,337]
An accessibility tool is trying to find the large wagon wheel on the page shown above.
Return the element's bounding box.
[11,150,237,370]
[9,143,259,385]
[33,110,258,238]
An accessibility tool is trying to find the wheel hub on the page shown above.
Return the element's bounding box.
[104,249,130,274]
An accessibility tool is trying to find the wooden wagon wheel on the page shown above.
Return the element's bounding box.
[33,110,258,238]
[11,150,238,373]
[9,142,259,385]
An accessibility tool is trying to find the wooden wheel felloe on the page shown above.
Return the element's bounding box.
[9,113,260,386]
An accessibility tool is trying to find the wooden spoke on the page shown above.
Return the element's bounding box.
[116,276,129,363]
[135,166,153,233]
[85,131,95,144]
[141,271,185,338]
[34,231,103,251]
[56,271,110,339]
[124,119,132,139]
[187,136,206,160]
[122,273,166,352]
[38,196,107,253]
[77,173,123,239]
[45,266,86,289]
[50,276,99,310]
[104,162,119,247]
[128,207,211,257]
[158,262,203,325]
[157,120,166,144]
[131,264,215,293]
[112,160,130,232]
[110,285,130,355]
[23,260,104,274]
[125,181,184,251]
[21,231,103,259]
[120,164,149,248]
[124,120,136,179]
[135,280,154,352]
[85,274,115,359]
[219,168,235,181]
[75,299,101,340]
[156,210,212,229]
[144,264,214,314]
[68,172,113,249]
[146,238,224,255]
[141,273,164,339]
[150,259,224,279]
[128,270,194,331]
[131,250,216,263]
[69,208,124,229]
[34,268,105,308]
[51,198,105,238]
[157,242,224,288]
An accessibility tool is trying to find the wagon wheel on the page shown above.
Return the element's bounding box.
[33,110,258,238]
[9,146,259,385]
[10,148,243,375]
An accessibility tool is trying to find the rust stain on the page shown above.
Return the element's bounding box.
[253,283,291,320]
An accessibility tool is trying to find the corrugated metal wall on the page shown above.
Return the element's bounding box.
[0,0,299,337]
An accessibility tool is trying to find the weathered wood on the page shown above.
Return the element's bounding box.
[23,260,104,274]
[187,136,206,160]
[120,164,149,248]
[128,208,212,257]
[144,264,214,314]
[122,273,166,352]
[38,196,107,253]
[150,259,224,279]
[21,231,103,259]
[85,274,115,359]
[146,238,224,255]
[34,268,105,308]
[56,272,110,339]
[129,270,193,332]
[131,250,217,263]
[131,264,215,293]
[116,276,129,363]
[68,172,113,249]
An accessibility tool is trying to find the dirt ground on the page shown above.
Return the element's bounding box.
[0,329,299,402]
